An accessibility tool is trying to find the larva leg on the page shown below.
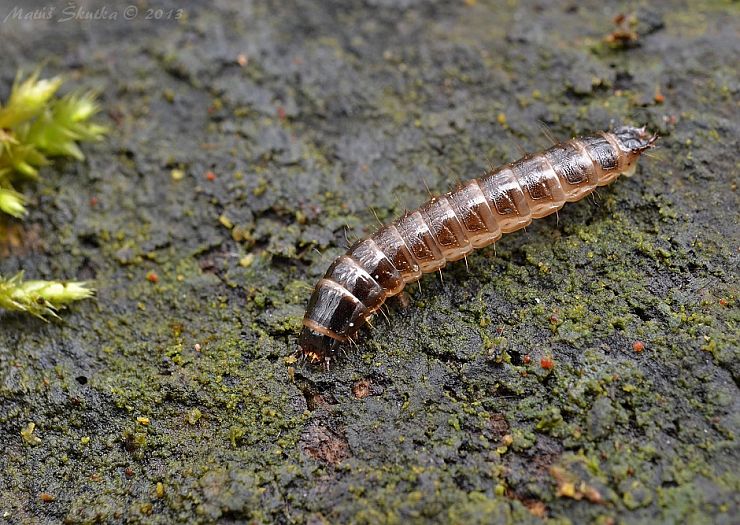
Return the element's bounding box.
[395,292,411,309]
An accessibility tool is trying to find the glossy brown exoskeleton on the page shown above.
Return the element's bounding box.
[299,126,658,366]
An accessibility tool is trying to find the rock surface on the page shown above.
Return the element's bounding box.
[1,1,738,523]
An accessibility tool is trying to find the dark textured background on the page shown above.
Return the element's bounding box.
[1,0,738,523]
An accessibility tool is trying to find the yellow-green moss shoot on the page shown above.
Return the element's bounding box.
[0,272,94,319]
[0,70,106,217]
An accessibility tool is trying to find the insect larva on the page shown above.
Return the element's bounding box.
[299,126,658,366]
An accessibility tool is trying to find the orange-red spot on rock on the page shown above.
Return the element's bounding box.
[654,86,665,104]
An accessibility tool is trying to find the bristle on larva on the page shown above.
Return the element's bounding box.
[298,126,658,366]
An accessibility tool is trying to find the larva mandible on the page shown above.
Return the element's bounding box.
[299,126,657,366]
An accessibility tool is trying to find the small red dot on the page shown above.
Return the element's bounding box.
[540,357,554,370]
[276,106,287,120]
[523,355,531,364]
[632,341,645,353]
[205,171,216,181]
[146,271,159,283]
[89,196,98,207]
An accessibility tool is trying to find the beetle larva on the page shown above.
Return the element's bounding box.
[299,126,657,366]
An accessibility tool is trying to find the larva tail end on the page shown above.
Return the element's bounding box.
[298,327,339,366]
[612,126,659,177]
[613,125,659,153]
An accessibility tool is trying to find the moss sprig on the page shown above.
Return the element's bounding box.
[0,187,27,218]
[0,271,94,319]
[0,70,106,217]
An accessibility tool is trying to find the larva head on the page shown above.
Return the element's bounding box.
[612,126,658,176]
[298,326,340,366]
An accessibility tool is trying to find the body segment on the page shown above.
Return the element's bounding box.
[299,127,657,365]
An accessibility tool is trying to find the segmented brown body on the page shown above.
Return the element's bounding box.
[299,127,657,365]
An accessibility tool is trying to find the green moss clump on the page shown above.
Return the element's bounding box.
[0,70,106,217]
[0,271,93,318]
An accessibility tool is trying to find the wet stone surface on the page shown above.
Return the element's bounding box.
[0,0,738,523]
